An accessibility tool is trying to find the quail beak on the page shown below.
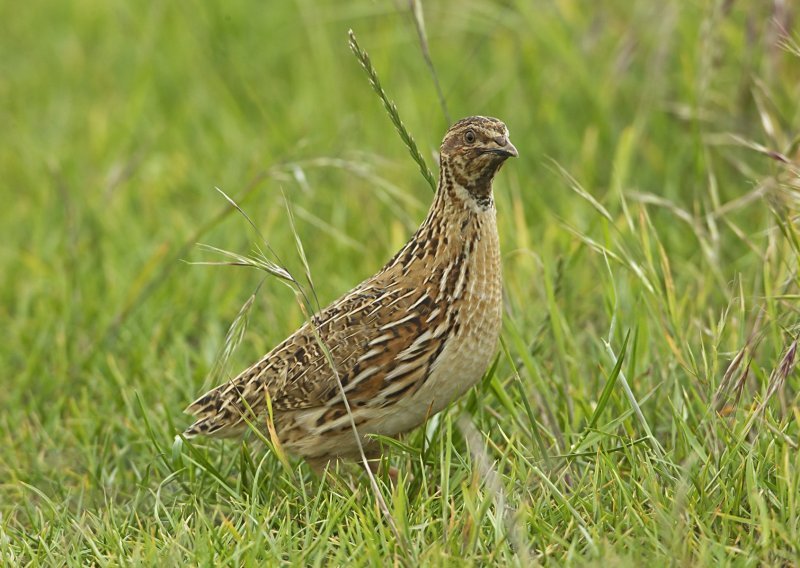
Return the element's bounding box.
[498,140,518,158]
[484,137,518,158]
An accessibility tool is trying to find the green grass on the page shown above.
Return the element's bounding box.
[2,0,800,565]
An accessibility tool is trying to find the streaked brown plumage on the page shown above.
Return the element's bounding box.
[184,116,517,471]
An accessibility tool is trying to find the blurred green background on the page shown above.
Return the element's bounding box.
[2,0,799,564]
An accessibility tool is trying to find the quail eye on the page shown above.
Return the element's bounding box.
[464,130,476,144]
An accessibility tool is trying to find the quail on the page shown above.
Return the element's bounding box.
[184,116,518,472]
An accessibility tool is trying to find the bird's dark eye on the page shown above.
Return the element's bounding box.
[464,129,476,144]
